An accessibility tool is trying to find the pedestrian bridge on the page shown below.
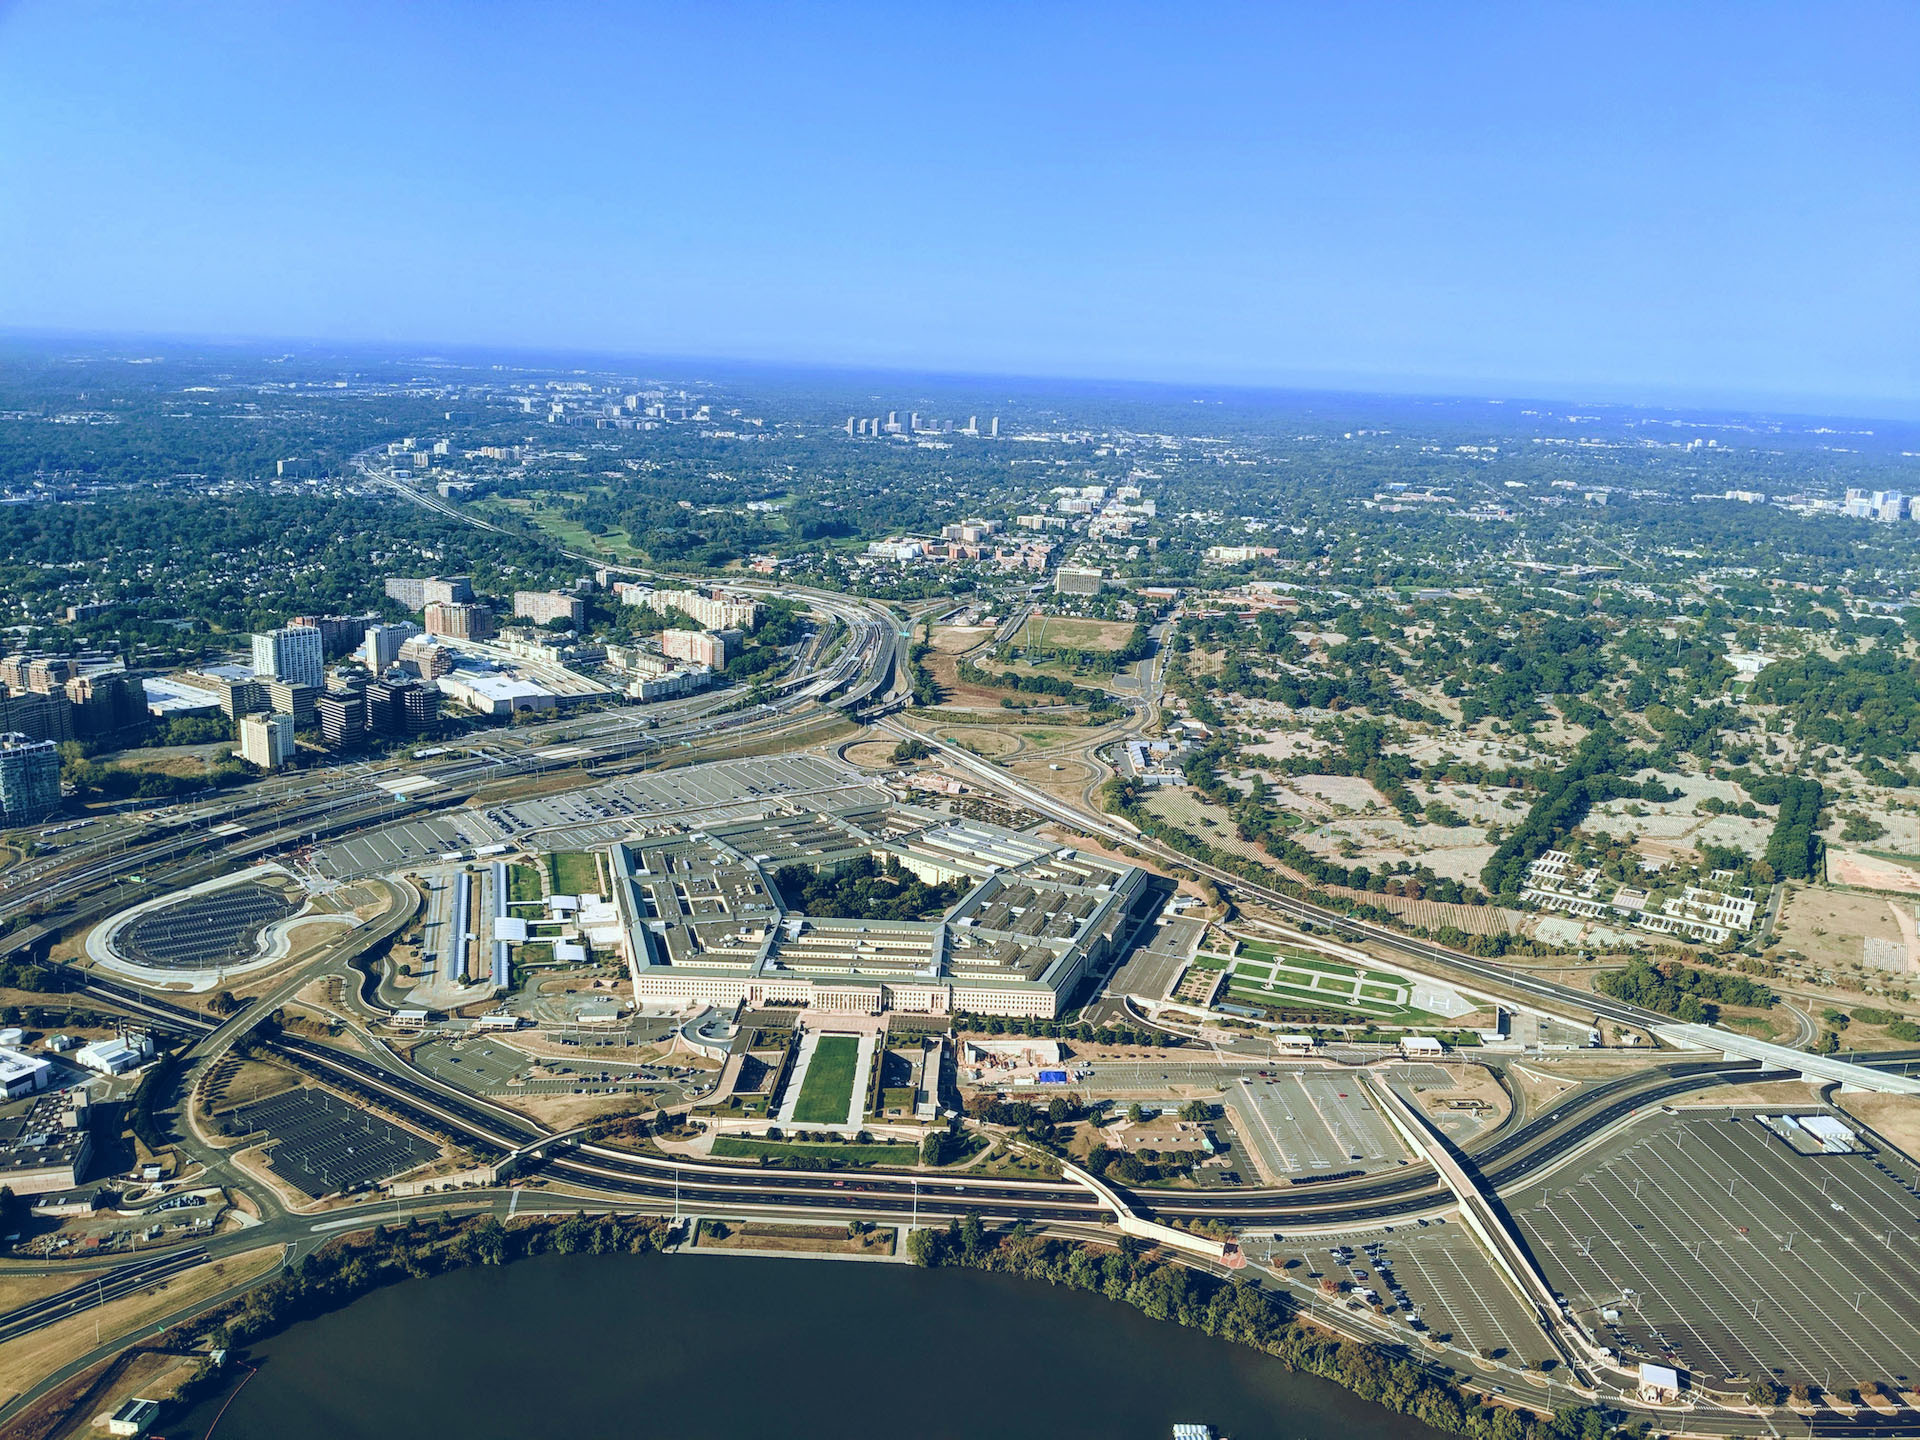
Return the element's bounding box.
[1059,1161,1243,1268]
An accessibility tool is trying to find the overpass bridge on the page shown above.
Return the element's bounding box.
[1656,1024,1920,1093]
[1364,1070,1611,1389]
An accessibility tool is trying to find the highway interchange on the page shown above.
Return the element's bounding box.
[0,542,1906,1435]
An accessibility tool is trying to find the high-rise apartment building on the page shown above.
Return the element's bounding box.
[251,625,324,689]
[660,628,732,669]
[361,621,419,671]
[289,612,380,660]
[60,672,145,740]
[628,587,762,633]
[238,711,295,771]
[0,688,72,744]
[383,576,473,611]
[0,734,61,824]
[423,602,494,641]
[513,590,586,627]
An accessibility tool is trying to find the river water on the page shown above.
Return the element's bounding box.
[174,1253,1443,1440]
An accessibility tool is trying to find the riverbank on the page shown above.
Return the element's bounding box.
[169,1247,1456,1440]
[7,1210,1624,1440]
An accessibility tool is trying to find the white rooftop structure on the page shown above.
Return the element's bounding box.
[74,1036,153,1075]
[0,1047,52,1099]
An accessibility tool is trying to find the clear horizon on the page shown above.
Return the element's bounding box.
[2,3,1915,416]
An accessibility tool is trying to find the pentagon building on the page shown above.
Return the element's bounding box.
[608,806,1153,1017]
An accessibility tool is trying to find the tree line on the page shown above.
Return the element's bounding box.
[907,1220,1626,1440]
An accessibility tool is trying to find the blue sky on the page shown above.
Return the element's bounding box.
[1,2,1915,412]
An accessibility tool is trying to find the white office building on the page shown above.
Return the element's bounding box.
[251,624,324,689]
[361,621,419,671]
[238,711,295,771]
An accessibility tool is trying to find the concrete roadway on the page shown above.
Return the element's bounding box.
[0,980,1846,1438]
[81,976,1797,1237]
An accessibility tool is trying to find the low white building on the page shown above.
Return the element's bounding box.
[0,1047,51,1099]
[75,1035,154,1076]
[437,669,557,717]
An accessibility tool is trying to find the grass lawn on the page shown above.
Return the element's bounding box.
[548,851,602,896]
[1190,952,1232,971]
[1015,614,1137,652]
[791,1035,862,1125]
[712,1136,918,1167]
[497,498,646,560]
[507,863,543,904]
[1226,977,1431,1024]
[1287,954,1361,976]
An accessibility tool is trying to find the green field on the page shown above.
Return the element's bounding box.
[497,497,646,560]
[712,1136,916,1168]
[1015,614,1137,652]
[1222,947,1441,1026]
[507,864,543,904]
[548,851,602,896]
[791,1035,863,1125]
[1288,954,1357,975]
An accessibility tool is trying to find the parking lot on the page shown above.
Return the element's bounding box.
[414,1037,532,1090]
[229,1087,440,1198]
[1225,1069,1407,1180]
[1262,1222,1556,1370]
[482,755,891,851]
[412,1036,680,1101]
[1506,1110,1920,1387]
[1075,1057,1266,1095]
[116,881,303,970]
[315,815,504,879]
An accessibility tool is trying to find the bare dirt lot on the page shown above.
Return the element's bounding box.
[1834,1092,1920,1163]
[695,1221,894,1256]
[1829,849,1920,895]
[843,740,901,770]
[921,624,1024,711]
[1669,1078,1824,1108]
[1774,885,1916,975]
